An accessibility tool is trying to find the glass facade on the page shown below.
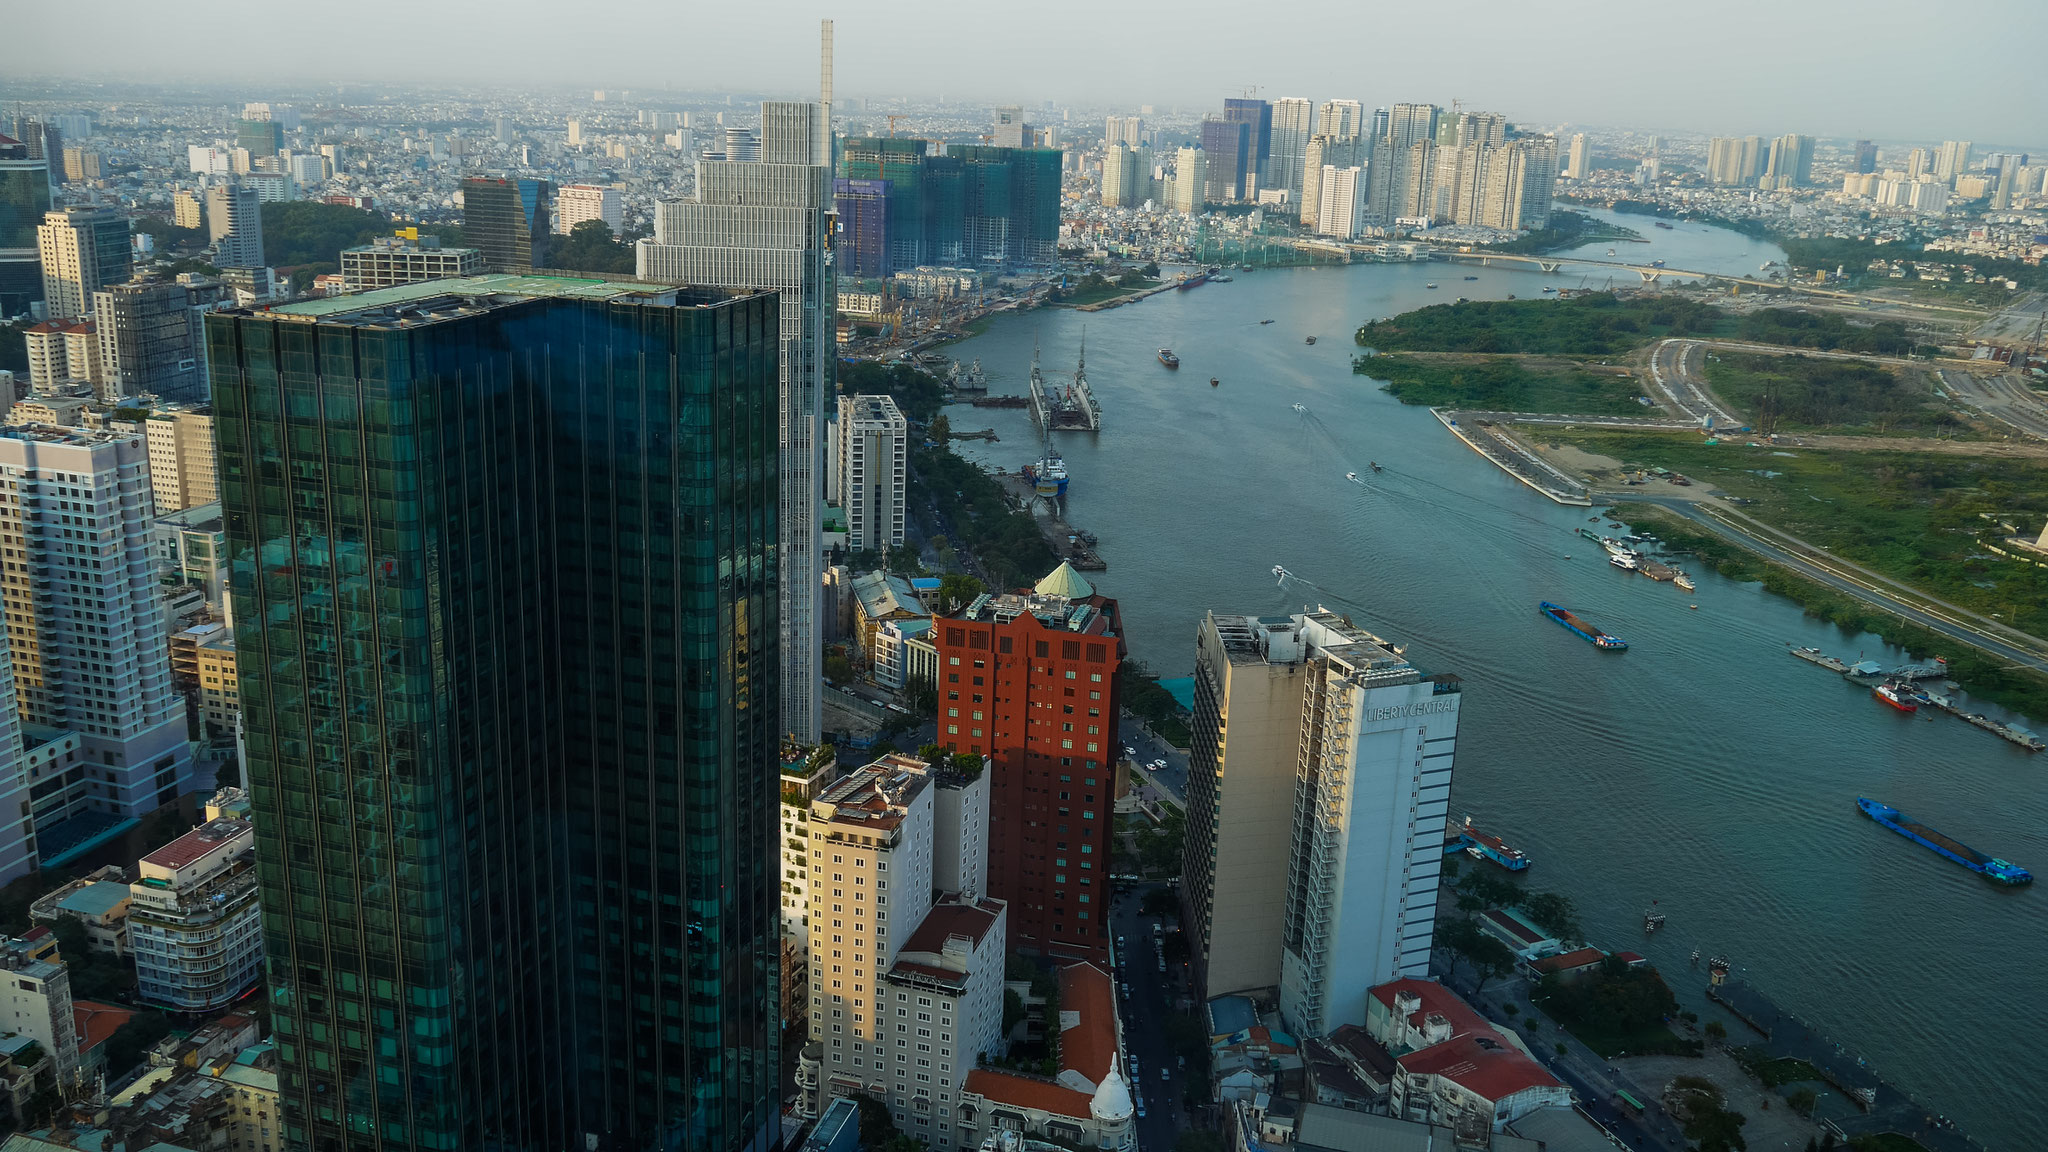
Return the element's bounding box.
[461,178,553,272]
[836,140,1058,271]
[210,281,782,1152]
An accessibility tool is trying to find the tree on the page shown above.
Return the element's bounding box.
[51,919,132,1002]
[823,651,854,684]
[1454,869,1525,910]
[101,1011,175,1080]
[259,201,389,267]
[1705,1020,1728,1044]
[1438,918,1516,993]
[1174,1132,1224,1152]
[949,752,984,777]
[905,675,939,717]
[1521,891,1583,942]
[937,573,986,613]
[547,219,636,274]
[929,412,951,443]
[919,742,946,765]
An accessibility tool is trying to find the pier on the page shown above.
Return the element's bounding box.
[994,472,1107,571]
[1432,409,1592,506]
[1708,980,1986,1152]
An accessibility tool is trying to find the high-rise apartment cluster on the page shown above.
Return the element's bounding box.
[1141,96,1554,236]
[1180,609,1459,1039]
[1707,133,1814,188]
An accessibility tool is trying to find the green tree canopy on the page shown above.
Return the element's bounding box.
[260,201,390,267]
[547,218,637,275]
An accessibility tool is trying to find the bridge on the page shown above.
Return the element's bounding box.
[1435,249,1710,283]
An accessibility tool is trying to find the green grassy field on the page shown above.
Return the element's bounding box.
[1363,354,1652,415]
[1354,292,1735,356]
[1700,351,1965,435]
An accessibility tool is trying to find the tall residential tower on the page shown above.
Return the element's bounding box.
[1181,610,1458,1039]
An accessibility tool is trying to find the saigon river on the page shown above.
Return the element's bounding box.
[940,209,2041,1146]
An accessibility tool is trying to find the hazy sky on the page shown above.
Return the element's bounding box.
[6,0,2044,145]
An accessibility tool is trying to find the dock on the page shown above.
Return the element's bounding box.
[1784,645,2043,751]
[994,471,1108,571]
[1637,557,1677,581]
[1433,409,1592,506]
[1708,979,1987,1152]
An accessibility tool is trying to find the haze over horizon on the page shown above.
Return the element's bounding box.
[5,0,2044,146]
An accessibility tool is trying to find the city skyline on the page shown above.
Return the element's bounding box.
[4,0,2045,144]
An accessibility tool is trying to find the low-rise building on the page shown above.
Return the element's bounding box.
[873,618,933,692]
[849,571,928,664]
[339,235,485,292]
[155,503,226,606]
[959,959,1133,1152]
[1366,980,1569,1137]
[0,931,80,1097]
[193,629,238,740]
[1478,908,1559,963]
[30,871,132,955]
[128,816,262,1012]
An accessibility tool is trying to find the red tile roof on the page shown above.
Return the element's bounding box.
[1058,961,1116,1085]
[1397,1032,1561,1103]
[1367,978,1492,1039]
[965,1068,1094,1118]
[74,1000,135,1053]
[142,820,247,870]
[1481,908,1549,945]
[1531,947,1606,975]
[900,896,1003,955]
[1614,951,1647,965]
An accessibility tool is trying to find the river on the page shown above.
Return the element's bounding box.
[937,208,2042,1147]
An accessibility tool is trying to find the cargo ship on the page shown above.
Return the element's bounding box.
[1857,798,2032,885]
[1175,269,1213,291]
[1873,680,1919,713]
[1788,646,1850,673]
[1157,348,1179,369]
[1444,816,1531,871]
[1540,601,1627,650]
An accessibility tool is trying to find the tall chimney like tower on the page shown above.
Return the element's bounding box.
[820,20,834,109]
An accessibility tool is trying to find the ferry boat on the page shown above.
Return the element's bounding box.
[1425,282,1439,289]
[1873,681,1918,712]
[1673,572,1696,591]
[1157,349,1179,369]
[1444,816,1531,871]
[1857,798,2032,885]
[1609,552,1640,571]
[1540,601,1627,650]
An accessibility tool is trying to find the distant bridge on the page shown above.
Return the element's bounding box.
[1436,250,1712,283]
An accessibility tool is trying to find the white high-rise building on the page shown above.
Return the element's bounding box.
[36,207,129,321]
[1300,136,1363,231]
[1171,147,1207,214]
[835,394,907,551]
[1315,165,1367,239]
[206,186,264,270]
[992,106,1028,149]
[1565,133,1590,179]
[1933,140,1972,183]
[636,94,833,741]
[1180,609,1458,1039]
[805,753,1003,1149]
[1100,144,1141,208]
[555,183,624,236]
[144,406,217,514]
[1268,98,1315,209]
[0,429,195,823]
[1315,99,1364,142]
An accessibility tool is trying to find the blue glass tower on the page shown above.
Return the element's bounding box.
[209,274,782,1152]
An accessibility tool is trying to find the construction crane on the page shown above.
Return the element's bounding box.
[887,114,905,138]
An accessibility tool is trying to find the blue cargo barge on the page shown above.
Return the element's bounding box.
[1540,601,1626,649]
[1857,798,2032,885]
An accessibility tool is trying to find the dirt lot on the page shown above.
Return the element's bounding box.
[1614,1048,1822,1151]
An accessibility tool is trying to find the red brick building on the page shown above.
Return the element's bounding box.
[935,563,1122,960]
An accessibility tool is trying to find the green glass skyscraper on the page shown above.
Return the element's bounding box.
[209,274,783,1152]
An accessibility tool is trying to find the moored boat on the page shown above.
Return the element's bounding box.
[1157,348,1180,369]
[1874,680,1918,713]
[1444,816,1532,871]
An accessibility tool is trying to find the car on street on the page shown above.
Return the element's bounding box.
[1160,1068,1170,1082]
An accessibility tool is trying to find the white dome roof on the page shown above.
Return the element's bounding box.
[1089,1056,1134,1123]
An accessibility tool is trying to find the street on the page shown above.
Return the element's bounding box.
[1121,715,1188,803]
[1110,883,1198,1152]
